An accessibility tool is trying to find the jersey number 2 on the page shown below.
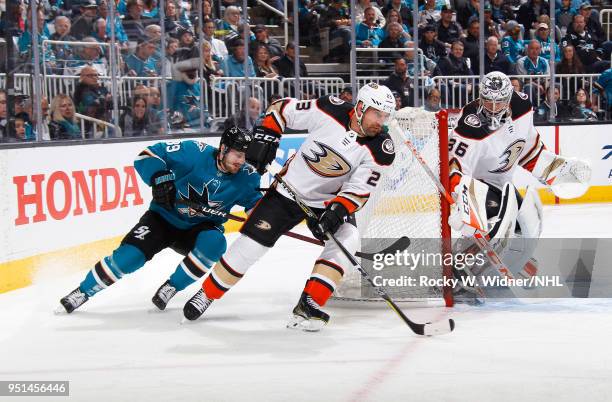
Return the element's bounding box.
[367,171,381,186]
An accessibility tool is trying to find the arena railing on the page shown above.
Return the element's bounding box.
[601,9,612,42]
[74,112,122,139]
[430,74,603,111]
[2,72,606,143]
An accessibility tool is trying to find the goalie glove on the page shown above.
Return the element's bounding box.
[151,170,176,211]
[532,150,591,199]
[246,126,281,174]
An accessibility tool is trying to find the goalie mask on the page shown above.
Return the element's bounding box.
[478,72,513,130]
[354,83,395,136]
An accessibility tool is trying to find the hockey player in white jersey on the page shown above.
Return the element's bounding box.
[448,71,591,283]
[183,83,397,331]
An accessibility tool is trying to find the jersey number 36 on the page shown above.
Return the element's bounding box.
[448,138,469,157]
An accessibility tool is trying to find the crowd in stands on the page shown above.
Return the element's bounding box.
[0,0,611,141]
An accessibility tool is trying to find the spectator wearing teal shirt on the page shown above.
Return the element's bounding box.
[596,68,612,111]
[222,40,256,78]
[125,38,160,77]
[501,20,524,63]
[556,0,577,31]
[18,8,56,70]
[534,23,561,62]
[356,7,385,47]
[516,40,551,75]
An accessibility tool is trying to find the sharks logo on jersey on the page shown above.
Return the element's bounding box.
[177,179,223,217]
[302,141,352,177]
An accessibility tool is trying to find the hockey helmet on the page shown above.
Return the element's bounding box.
[354,83,395,135]
[356,82,396,115]
[478,71,513,130]
[220,126,252,153]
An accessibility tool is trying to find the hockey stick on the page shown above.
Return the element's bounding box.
[176,199,323,246]
[176,199,412,261]
[273,173,455,336]
[355,236,411,260]
[389,119,515,281]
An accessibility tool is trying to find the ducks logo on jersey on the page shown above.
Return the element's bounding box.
[489,139,526,174]
[302,141,352,177]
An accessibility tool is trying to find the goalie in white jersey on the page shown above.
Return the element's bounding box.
[448,71,591,283]
[183,83,397,331]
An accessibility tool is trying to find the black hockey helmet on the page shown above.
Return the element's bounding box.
[220,126,252,153]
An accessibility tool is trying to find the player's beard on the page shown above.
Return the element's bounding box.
[218,156,243,174]
[363,124,382,137]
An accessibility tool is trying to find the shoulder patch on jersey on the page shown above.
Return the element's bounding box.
[196,141,207,152]
[329,95,345,105]
[382,138,395,154]
[464,114,481,128]
[316,95,353,129]
[510,91,532,120]
[241,163,258,175]
[357,131,395,166]
[454,99,492,140]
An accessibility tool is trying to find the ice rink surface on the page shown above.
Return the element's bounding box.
[1,203,611,402]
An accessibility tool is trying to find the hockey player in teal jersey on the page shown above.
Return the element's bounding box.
[58,127,262,313]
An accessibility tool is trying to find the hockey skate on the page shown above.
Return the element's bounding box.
[287,293,330,332]
[452,266,486,306]
[58,287,89,313]
[183,289,213,321]
[151,280,177,310]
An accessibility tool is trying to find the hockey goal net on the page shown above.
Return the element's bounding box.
[333,108,453,307]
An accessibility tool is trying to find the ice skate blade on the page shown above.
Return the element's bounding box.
[287,315,326,332]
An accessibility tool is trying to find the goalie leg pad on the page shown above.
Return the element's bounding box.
[497,186,543,277]
[487,182,519,243]
[202,234,270,299]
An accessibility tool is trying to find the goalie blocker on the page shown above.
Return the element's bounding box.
[450,175,544,280]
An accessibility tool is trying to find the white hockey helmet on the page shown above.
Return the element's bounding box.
[356,82,396,115]
[478,71,513,130]
[354,82,395,135]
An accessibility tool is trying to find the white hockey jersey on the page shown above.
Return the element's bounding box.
[449,91,553,192]
[261,95,396,212]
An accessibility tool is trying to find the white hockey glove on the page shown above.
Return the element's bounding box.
[533,153,592,199]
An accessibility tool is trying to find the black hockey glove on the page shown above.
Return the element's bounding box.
[307,202,349,242]
[151,170,176,211]
[246,126,281,175]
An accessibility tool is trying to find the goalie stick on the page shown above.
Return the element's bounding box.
[176,199,410,262]
[389,116,516,281]
[273,173,455,336]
